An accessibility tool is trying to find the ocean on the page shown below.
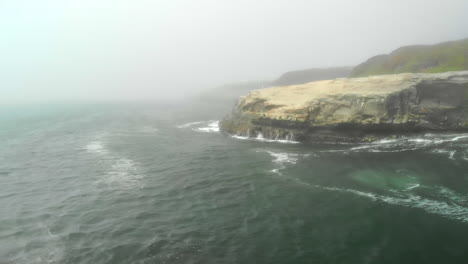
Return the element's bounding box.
[2,103,468,264]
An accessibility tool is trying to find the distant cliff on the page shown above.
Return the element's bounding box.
[195,81,271,114]
[351,38,468,77]
[200,67,353,115]
[272,67,353,86]
[220,71,468,143]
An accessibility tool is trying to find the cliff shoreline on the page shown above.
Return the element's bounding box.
[220,71,468,143]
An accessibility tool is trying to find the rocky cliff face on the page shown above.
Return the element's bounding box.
[220,71,468,143]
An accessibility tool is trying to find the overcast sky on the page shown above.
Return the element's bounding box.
[1,0,467,103]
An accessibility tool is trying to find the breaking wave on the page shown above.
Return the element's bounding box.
[196,121,220,133]
[323,133,468,161]
[178,120,301,143]
[320,185,468,223]
[264,151,301,165]
[231,133,299,144]
[289,176,468,224]
[259,150,312,175]
[176,121,209,128]
[177,120,220,133]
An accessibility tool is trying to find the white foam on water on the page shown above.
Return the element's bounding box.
[258,150,311,175]
[373,139,398,144]
[349,144,376,151]
[231,135,250,140]
[432,149,457,160]
[195,121,220,133]
[176,120,221,133]
[449,151,456,160]
[407,138,432,143]
[177,121,209,128]
[102,158,143,189]
[405,184,420,191]
[271,168,282,175]
[85,137,143,189]
[435,186,468,204]
[451,135,468,141]
[324,133,468,159]
[266,151,300,164]
[366,148,420,153]
[281,175,468,223]
[84,141,107,154]
[256,132,264,140]
[231,135,299,144]
[318,185,468,223]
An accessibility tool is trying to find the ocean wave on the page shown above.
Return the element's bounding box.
[296,180,468,223]
[264,151,301,164]
[321,186,468,223]
[323,133,468,160]
[432,149,456,160]
[258,150,311,175]
[231,134,299,144]
[195,121,220,133]
[434,186,468,204]
[405,184,420,191]
[177,120,220,133]
[176,121,209,129]
[281,175,468,223]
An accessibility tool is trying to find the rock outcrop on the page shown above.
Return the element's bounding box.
[220,71,468,143]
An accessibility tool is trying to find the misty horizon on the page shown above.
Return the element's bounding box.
[1,0,468,104]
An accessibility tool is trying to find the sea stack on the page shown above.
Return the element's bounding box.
[220,71,468,143]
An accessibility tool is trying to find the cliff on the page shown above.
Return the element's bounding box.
[351,38,468,77]
[272,67,353,86]
[220,71,468,143]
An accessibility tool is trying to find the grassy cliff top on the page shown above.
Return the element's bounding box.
[241,71,468,118]
[351,38,468,77]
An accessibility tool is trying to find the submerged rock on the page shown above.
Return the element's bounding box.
[220,71,468,143]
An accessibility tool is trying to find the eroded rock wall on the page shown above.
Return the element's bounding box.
[221,71,468,143]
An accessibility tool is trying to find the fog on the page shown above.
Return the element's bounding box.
[1,0,467,104]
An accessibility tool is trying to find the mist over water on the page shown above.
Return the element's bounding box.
[2,103,468,263]
[2,0,468,104]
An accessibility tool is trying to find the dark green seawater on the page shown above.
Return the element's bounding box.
[2,103,468,264]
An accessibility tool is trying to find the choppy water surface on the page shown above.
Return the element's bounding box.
[2,103,468,264]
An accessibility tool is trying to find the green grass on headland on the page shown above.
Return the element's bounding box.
[351,38,468,77]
